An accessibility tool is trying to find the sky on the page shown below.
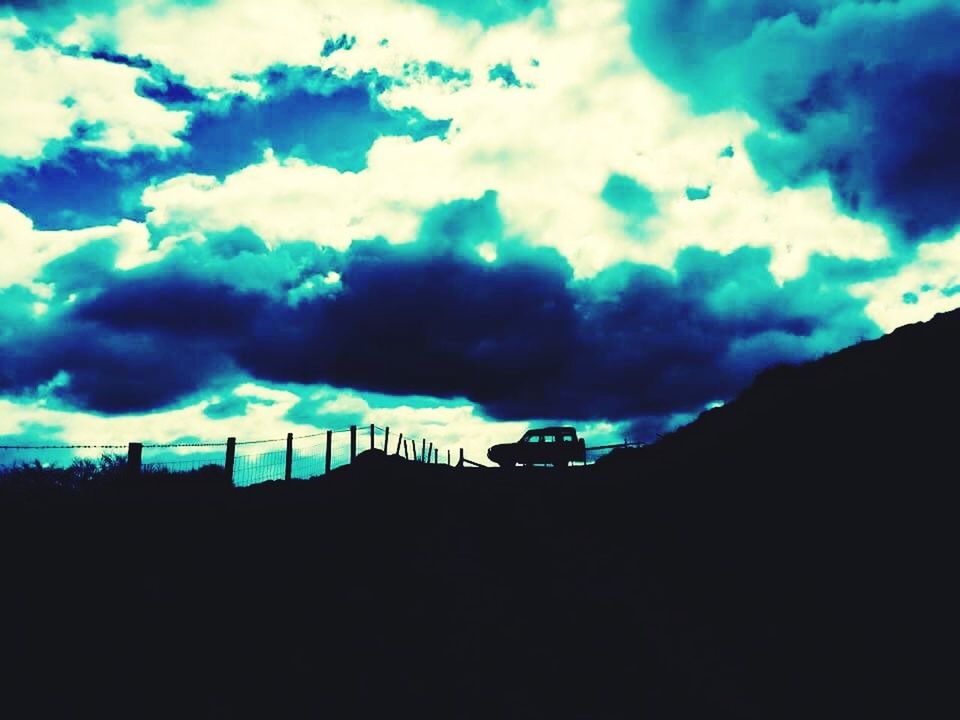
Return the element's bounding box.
[3,0,960,464]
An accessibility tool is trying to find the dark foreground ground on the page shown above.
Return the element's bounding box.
[2,446,957,719]
[7,308,960,718]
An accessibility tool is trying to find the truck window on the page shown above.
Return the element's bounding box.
[544,435,556,443]
[561,433,574,442]
[526,435,541,443]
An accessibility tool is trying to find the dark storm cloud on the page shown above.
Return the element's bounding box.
[627,0,960,238]
[0,234,337,413]
[237,238,580,404]
[0,67,449,229]
[0,194,879,420]
[0,312,235,413]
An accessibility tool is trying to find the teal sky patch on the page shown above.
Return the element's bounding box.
[686,186,712,201]
[602,174,657,221]
[488,63,522,88]
[203,395,251,419]
[410,0,548,26]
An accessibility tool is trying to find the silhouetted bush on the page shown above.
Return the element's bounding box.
[0,454,228,494]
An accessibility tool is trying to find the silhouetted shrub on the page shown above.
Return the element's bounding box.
[0,453,228,495]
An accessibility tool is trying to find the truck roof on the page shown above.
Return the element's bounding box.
[526,426,577,433]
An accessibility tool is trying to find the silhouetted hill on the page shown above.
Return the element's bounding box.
[596,308,960,717]
[3,313,960,718]
[623,307,960,474]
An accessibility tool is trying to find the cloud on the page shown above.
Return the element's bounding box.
[128,0,889,281]
[851,229,960,332]
[181,68,450,176]
[0,0,915,441]
[627,0,960,239]
[5,0,890,282]
[0,194,880,422]
[0,202,166,290]
[142,138,465,251]
[0,66,448,229]
[0,19,188,162]
[58,0,480,94]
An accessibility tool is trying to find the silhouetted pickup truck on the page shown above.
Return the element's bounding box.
[487,426,587,467]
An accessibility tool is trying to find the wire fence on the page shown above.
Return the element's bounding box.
[0,424,637,489]
[0,423,464,489]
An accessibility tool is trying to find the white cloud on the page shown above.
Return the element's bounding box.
[851,232,960,333]
[58,0,479,95]
[141,140,481,250]
[0,202,180,292]
[0,27,188,161]
[644,176,889,281]
[130,0,889,280]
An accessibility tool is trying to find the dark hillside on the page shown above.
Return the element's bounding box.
[3,311,960,718]
[632,307,960,473]
[598,308,960,717]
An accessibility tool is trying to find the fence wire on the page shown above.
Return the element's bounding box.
[0,444,92,470]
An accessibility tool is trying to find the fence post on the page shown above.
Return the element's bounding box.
[127,442,142,477]
[325,430,332,474]
[225,437,236,485]
[421,439,426,464]
[396,433,403,455]
[350,425,357,463]
[427,442,433,465]
[458,448,464,468]
[447,449,451,465]
[284,432,293,481]
[403,439,409,460]
[384,426,390,453]
[434,448,438,464]
[369,423,375,451]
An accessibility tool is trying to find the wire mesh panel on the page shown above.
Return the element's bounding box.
[142,445,227,475]
[291,440,325,480]
[328,429,354,471]
[233,441,287,487]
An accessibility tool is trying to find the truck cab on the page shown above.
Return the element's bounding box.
[487,426,587,468]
